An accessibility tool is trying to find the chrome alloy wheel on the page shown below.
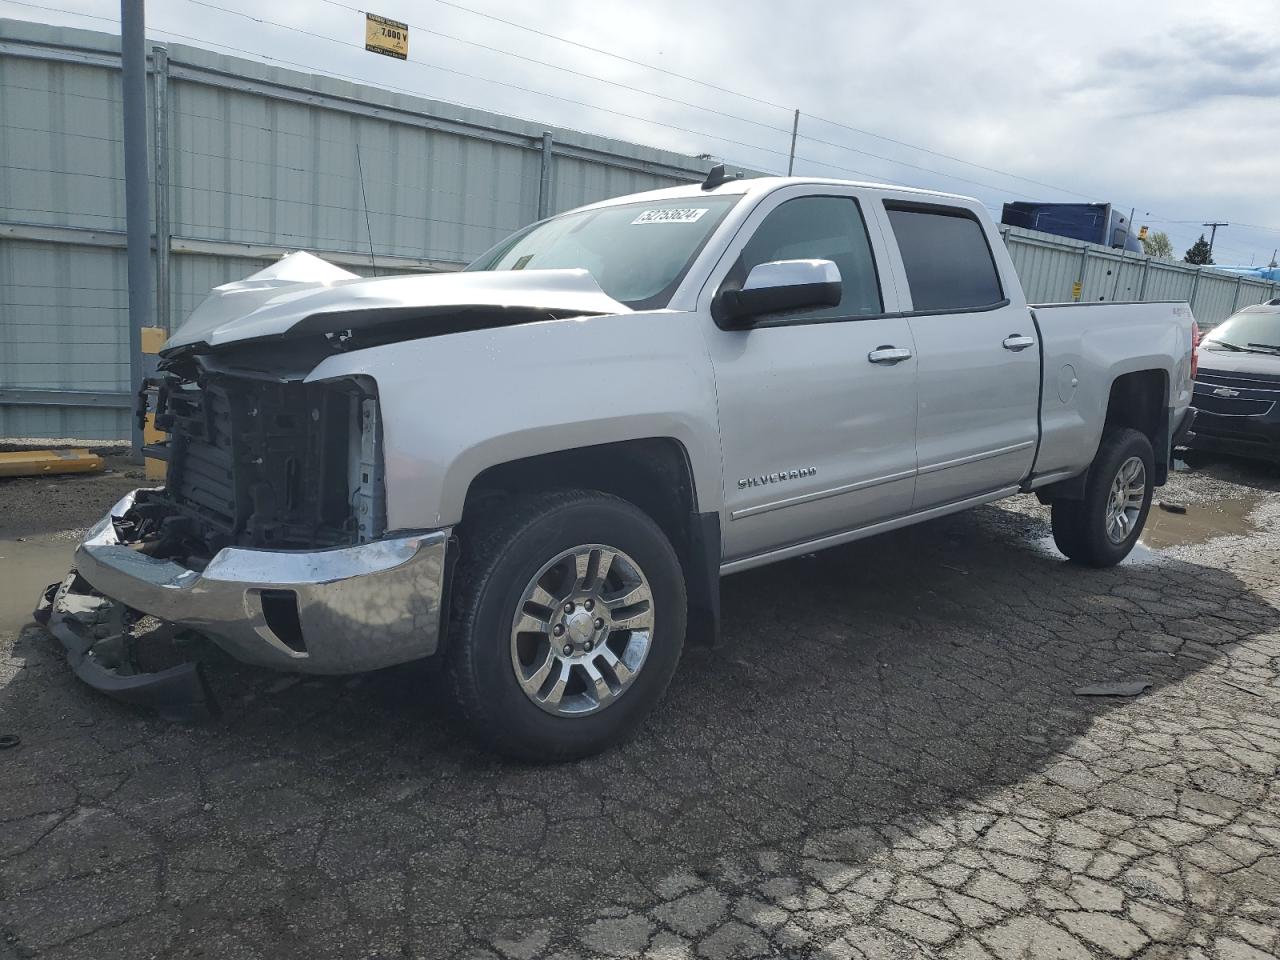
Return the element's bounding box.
[509,544,655,717]
[1105,455,1146,544]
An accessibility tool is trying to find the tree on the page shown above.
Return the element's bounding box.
[1184,234,1214,265]
[1141,230,1173,260]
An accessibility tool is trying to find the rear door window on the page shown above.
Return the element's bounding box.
[886,205,1004,312]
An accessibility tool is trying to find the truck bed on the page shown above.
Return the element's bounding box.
[1029,300,1197,482]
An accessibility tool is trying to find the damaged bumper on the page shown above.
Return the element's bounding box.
[36,573,216,721]
[65,490,450,677]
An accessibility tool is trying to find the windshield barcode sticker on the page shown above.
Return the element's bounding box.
[631,208,709,225]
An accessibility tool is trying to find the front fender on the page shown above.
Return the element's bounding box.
[307,312,722,530]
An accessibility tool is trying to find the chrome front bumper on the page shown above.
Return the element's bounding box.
[73,490,450,674]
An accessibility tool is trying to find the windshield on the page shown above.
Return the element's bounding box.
[466,196,741,309]
[1203,309,1280,354]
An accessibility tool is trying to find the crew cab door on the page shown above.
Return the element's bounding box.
[878,200,1040,509]
[702,188,918,564]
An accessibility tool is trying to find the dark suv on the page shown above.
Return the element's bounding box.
[1189,300,1280,461]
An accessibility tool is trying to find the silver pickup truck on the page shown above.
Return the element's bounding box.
[42,172,1198,759]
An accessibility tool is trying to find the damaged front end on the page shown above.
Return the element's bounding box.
[34,573,216,722]
[39,251,622,717]
[42,341,449,719]
[138,347,386,562]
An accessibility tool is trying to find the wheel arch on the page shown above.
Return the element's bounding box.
[1038,367,1170,504]
[1103,368,1171,485]
[458,438,722,645]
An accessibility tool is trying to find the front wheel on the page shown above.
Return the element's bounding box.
[447,490,687,761]
[1051,427,1154,567]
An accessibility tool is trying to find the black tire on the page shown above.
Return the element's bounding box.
[1051,427,1154,567]
[447,489,686,761]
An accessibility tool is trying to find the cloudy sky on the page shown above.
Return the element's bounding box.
[5,0,1279,265]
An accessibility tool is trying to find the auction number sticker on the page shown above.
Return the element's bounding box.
[631,208,708,225]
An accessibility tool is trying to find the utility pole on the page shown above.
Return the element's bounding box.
[787,109,799,176]
[1202,221,1228,261]
[121,0,153,458]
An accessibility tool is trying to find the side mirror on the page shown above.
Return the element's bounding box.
[718,259,842,326]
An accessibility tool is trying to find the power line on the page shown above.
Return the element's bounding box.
[2,0,769,179]
[9,3,980,226]
[0,2,1186,216]
[797,130,1094,201]
[180,0,809,170]
[321,0,795,115]
[359,0,1280,238]
[333,0,1096,201]
[304,0,797,142]
[794,137,1059,200]
[386,0,1102,197]
[179,0,1063,202]
[1146,216,1280,237]
[315,0,1093,201]
[8,0,1280,243]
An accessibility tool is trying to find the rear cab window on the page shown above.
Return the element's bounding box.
[885,203,1005,312]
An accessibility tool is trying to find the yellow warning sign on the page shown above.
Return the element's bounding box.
[365,13,408,60]
[1138,225,1149,240]
[1071,280,1083,301]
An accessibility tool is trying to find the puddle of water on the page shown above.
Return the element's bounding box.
[1140,494,1263,549]
[1033,534,1166,565]
[0,535,75,633]
[1121,541,1163,565]
[1032,493,1263,564]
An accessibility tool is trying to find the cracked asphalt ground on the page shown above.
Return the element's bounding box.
[3,457,1280,960]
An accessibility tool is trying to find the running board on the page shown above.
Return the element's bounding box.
[719,486,1021,576]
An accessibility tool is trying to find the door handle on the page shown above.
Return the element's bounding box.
[1002,334,1036,351]
[868,346,912,364]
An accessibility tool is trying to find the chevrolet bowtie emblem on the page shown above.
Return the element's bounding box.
[1212,386,1240,398]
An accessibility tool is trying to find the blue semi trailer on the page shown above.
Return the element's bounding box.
[1002,201,1143,253]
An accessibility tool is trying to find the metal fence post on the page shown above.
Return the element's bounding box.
[1189,267,1202,316]
[1110,250,1126,301]
[1137,257,1151,301]
[120,0,154,457]
[1231,274,1244,313]
[151,42,170,331]
[537,131,553,220]
[1075,246,1090,301]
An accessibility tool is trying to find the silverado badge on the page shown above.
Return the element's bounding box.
[738,466,817,489]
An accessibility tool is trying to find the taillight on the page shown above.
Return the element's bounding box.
[1190,321,1200,381]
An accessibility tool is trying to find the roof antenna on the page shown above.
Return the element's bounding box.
[355,143,378,272]
[701,163,734,190]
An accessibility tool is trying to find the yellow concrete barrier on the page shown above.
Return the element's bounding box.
[141,326,167,481]
[0,449,105,478]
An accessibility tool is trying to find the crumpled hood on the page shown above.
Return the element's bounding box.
[162,251,629,353]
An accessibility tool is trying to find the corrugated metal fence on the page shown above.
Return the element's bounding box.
[0,19,718,440]
[3,19,1278,442]
[1001,225,1278,326]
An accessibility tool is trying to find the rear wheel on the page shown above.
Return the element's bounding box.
[447,490,686,761]
[1051,427,1154,567]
